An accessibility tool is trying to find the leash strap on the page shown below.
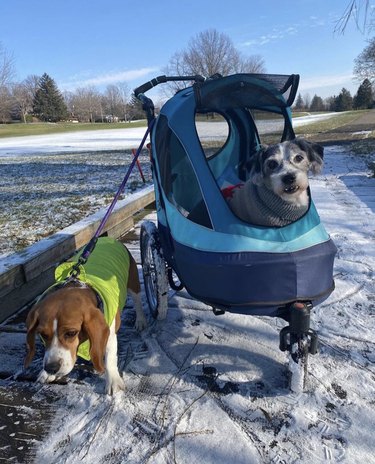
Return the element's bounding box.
[68,120,155,278]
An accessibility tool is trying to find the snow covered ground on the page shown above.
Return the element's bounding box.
[0,113,338,156]
[1,124,375,463]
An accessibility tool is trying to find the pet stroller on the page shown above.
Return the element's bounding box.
[134,73,336,391]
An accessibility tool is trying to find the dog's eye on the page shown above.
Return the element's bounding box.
[267,160,279,171]
[294,154,304,163]
[64,330,78,339]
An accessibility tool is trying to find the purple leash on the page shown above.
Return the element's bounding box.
[68,121,154,279]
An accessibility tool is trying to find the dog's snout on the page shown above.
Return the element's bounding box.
[282,173,296,185]
[44,360,62,375]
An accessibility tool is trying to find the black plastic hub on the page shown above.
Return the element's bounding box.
[279,302,319,355]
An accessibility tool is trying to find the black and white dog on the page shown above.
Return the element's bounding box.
[225,138,324,227]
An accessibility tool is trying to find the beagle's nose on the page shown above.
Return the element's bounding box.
[282,173,296,185]
[44,360,62,375]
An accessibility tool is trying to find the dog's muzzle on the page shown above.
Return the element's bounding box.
[282,173,299,194]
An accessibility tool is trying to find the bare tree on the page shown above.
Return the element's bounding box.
[70,87,102,122]
[12,83,29,123]
[236,55,266,74]
[354,37,375,82]
[335,0,373,33]
[102,83,129,121]
[0,43,16,122]
[0,43,15,87]
[11,75,40,123]
[163,29,266,95]
[303,93,311,110]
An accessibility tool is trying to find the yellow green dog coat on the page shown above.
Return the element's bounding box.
[54,237,130,360]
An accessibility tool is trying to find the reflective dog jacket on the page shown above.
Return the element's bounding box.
[55,237,130,360]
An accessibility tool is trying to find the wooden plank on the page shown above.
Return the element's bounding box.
[0,186,155,323]
[106,216,134,239]
[1,268,55,322]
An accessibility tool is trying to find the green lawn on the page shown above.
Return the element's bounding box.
[294,110,368,136]
[0,121,147,138]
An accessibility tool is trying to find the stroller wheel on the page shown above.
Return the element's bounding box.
[140,221,169,320]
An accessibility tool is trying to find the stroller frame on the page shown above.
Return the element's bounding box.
[135,73,336,392]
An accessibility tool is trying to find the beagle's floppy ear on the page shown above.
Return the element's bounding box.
[24,306,39,368]
[82,307,110,374]
[293,138,324,175]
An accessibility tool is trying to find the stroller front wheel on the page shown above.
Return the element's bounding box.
[288,335,309,393]
[140,221,169,320]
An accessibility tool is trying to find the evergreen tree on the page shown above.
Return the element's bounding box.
[334,88,353,112]
[294,93,304,110]
[32,73,67,122]
[310,94,325,112]
[127,94,146,120]
[353,78,373,109]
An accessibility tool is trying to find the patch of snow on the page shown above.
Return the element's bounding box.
[1,129,375,463]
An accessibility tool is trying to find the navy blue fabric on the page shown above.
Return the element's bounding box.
[159,223,336,316]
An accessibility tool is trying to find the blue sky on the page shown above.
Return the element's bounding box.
[1,0,374,101]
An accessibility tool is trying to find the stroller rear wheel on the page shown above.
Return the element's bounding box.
[140,221,169,320]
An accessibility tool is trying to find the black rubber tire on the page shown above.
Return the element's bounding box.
[140,221,169,320]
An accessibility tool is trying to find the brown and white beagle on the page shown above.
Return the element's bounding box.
[24,237,147,395]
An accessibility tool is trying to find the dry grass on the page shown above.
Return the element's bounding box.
[0,150,151,256]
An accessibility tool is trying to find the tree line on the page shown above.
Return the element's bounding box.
[0,68,141,124]
[294,78,374,112]
[1,26,375,124]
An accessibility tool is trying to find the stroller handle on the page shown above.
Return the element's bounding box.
[134,74,205,97]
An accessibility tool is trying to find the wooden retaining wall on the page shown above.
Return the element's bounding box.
[0,186,155,324]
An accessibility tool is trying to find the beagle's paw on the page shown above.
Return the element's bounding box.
[135,314,147,331]
[37,369,56,384]
[105,372,125,395]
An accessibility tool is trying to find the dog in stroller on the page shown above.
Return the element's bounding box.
[224,138,324,227]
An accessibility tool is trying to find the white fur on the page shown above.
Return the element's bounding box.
[39,319,76,383]
[104,319,125,395]
[251,139,323,206]
[129,289,148,330]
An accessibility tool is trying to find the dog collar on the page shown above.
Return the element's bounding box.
[35,278,104,311]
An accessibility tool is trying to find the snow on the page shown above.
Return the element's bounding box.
[0,127,150,156]
[0,113,338,156]
[292,112,339,127]
[1,124,375,463]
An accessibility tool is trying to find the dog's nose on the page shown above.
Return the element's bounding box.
[282,173,296,185]
[44,360,62,375]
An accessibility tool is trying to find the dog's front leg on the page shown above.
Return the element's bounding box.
[129,289,147,330]
[105,320,125,395]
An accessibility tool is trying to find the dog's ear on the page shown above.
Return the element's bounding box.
[82,307,110,374]
[246,146,266,185]
[24,306,39,368]
[293,138,324,175]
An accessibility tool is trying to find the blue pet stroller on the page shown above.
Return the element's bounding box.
[135,73,336,391]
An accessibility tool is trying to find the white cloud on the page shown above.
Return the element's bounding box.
[240,26,298,48]
[60,67,159,91]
